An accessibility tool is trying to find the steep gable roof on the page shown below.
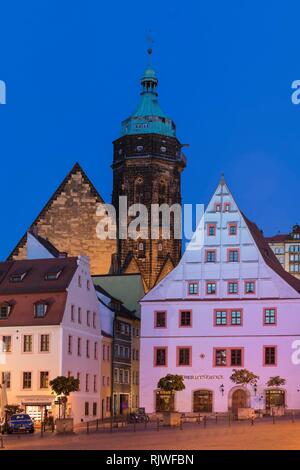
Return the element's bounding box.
[7,162,104,261]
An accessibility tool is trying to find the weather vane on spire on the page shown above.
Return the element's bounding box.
[146,29,154,64]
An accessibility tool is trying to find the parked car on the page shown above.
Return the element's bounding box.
[8,414,35,434]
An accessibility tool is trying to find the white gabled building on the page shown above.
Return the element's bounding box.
[0,256,101,424]
[140,177,300,415]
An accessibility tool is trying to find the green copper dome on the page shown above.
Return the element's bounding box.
[120,51,176,137]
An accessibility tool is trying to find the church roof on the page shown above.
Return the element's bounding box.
[7,162,104,261]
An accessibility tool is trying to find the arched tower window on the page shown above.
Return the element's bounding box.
[134,177,144,203]
[158,179,168,205]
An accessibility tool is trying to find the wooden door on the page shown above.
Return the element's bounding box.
[232,389,247,415]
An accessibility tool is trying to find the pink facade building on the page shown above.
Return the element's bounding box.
[140,177,300,415]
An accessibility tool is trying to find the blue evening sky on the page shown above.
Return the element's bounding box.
[0,0,300,259]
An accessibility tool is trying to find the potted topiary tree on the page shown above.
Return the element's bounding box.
[230,369,259,420]
[157,374,185,426]
[266,376,286,416]
[50,376,79,433]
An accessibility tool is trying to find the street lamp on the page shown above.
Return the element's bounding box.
[219,384,224,396]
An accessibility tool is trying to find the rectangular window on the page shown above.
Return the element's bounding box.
[264,346,276,366]
[78,307,82,324]
[87,310,90,327]
[206,250,216,263]
[23,372,32,389]
[245,281,256,294]
[230,310,242,326]
[23,335,32,353]
[40,371,49,389]
[154,347,167,366]
[179,310,192,327]
[86,340,90,358]
[77,372,81,391]
[230,349,242,366]
[1,372,10,389]
[0,305,10,319]
[119,369,124,384]
[206,282,216,295]
[68,335,72,354]
[228,249,239,262]
[207,223,216,236]
[78,276,82,288]
[2,336,11,352]
[214,348,243,366]
[71,305,75,322]
[77,338,81,356]
[93,375,97,393]
[114,368,119,383]
[264,308,277,325]
[35,303,47,318]
[87,280,90,291]
[228,223,237,235]
[40,334,49,352]
[188,282,198,295]
[215,349,227,366]
[228,281,238,294]
[93,312,96,329]
[215,203,221,212]
[84,402,89,416]
[125,370,129,384]
[224,202,231,212]
[94,342,98,360]
[93,402,97,417]
[85,373,89,392]
[155,311,167,328]
[215,311,227,326]
[106,397,110,412]
[177,347,192,366]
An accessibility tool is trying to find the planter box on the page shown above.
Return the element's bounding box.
[237,408,256,420]
[163,412,181,427]
[55,418,74,434]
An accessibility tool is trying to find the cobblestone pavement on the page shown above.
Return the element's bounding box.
[2,418,300,450]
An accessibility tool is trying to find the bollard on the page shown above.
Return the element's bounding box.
[292,411,295,423]
[87,422,89,434]
[0,436,4,449]
[203,415,207,428]
[251,417,254,426]
[157,418,160,432]
[272,409,275,424]
[180,417,183,430]
[198,413,201,424]
[215,413,218,424]
[96,419,99,431]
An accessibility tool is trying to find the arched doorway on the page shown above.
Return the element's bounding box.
[193,390,213,413]
[231,389,247,415]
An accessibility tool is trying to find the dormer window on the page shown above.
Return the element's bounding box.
[215,203,221,212]
[0,304,11,319]
[224,202,231,212]
[45,267,62,281]
[10,270,28,282]
[35,302,48,318]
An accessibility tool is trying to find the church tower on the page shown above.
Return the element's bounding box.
[112,50,186,291]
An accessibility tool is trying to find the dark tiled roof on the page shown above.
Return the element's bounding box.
[0,257,78,295]
[243,214,300,294]
[265,234,290,243]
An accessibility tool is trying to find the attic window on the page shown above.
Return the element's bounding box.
[34,302,48,318]
[10,270,28,282]
[45,268,63,281]
[0,304,11,319]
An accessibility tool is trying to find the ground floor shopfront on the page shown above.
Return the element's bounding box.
[155,386,287,416]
